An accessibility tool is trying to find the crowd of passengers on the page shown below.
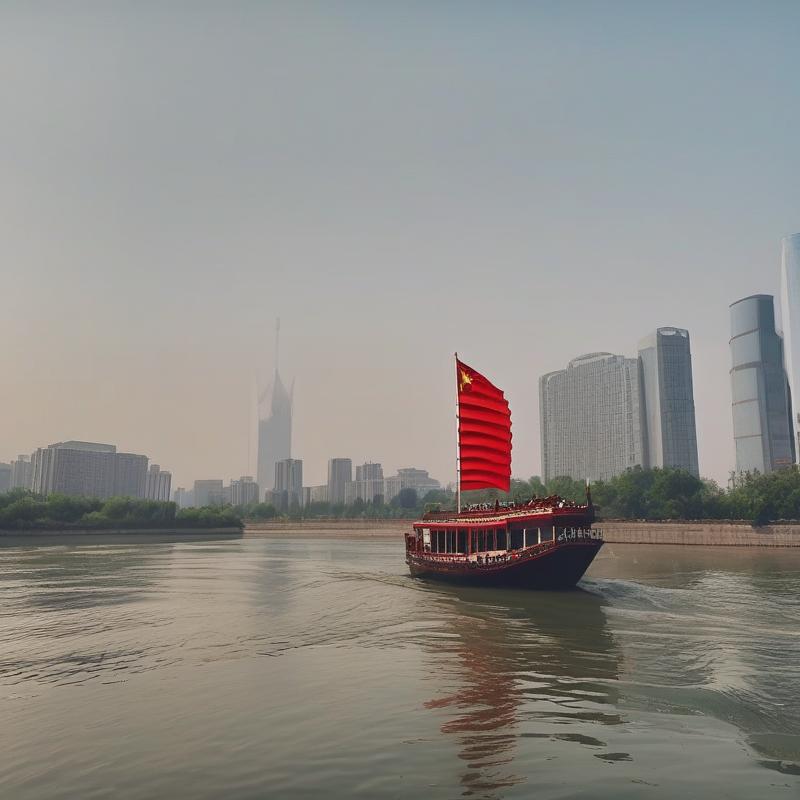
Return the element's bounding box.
[465,495,580,513]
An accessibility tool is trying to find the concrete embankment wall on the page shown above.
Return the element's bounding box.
[600,520,800,547]
[248,519,800,546]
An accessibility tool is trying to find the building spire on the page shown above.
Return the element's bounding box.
[275,317,281,375]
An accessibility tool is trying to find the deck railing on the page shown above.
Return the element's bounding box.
[406,528,602,567]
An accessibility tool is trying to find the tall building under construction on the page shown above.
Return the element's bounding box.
[256,323,293,496]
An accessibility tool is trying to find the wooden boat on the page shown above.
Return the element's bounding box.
[405,497,602,588]
[405,357,602,588]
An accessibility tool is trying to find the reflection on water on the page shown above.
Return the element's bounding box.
[0,537,798,799]
[420,586,619,797]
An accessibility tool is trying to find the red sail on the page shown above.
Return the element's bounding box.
[456,359,512,491]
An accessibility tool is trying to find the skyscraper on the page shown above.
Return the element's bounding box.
[729,295,795,474]
[274,458,303,511]
[539,353,645,483]
[327,458,352,506]
[256,323,292,495]
[779,232,800,458]
[638,328,699,476]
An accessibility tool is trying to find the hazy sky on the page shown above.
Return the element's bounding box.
[2,1,799,489]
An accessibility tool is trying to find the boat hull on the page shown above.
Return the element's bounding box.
[406,540,602,589]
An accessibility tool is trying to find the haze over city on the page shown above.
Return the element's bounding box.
[2,2,800,488]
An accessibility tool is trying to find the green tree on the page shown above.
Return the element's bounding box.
[393,487,419,510]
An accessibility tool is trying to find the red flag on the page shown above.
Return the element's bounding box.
[457,359,512,491]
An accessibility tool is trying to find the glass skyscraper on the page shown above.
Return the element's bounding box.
[638,328,699,476]
[779,232,800,458]
[729,295,794,474]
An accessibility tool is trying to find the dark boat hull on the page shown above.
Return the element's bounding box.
[407,540,603,589]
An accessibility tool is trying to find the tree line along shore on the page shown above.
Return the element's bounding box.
[0,492,242,532]
[271,467,800,527]
[2,466,800,532]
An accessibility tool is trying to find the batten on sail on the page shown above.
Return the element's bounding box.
[456,358,512,492]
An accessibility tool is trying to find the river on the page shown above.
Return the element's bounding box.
[0,534,798,798]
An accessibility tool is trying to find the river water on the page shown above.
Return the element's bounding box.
[0,534,799,799]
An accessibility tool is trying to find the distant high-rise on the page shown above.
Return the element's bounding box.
[274,458,303,511]
[229,476,259,507]
[354,462,385,504]
[540,353,645,483]
[256,322,292,495]
[115,452,149,497]
[173,487,193,508]
[327,458,352,506]
[729,295,795,474]
[193,479,224,507]
[0,463,11,494]
[145,464,172,501]
[29,441,148,499]
[304,484,329,505]
[638,328,699,476]
[779,232,800,458]
[10,455,32,490]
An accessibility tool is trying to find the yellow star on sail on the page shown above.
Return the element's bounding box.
[459,369,473,392]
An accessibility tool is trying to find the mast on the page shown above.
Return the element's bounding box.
[455,352,461,513]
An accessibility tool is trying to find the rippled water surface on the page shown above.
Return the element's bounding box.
[1,534,799,799]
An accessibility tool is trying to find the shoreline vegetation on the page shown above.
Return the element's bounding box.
[255,466,800,527]
[0,491,242,533]
[3,465,800,539]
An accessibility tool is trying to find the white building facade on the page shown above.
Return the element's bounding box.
[540,353,645,483]
[779,232,800,459]
[30,441,149,499]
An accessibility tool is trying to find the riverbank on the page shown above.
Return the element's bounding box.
[5,519,799,547]
[246,520,407,538]
[600,520,800,546]
[245,518,800,546]
[0,527,243,537]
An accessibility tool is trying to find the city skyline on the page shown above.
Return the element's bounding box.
[2,4,800,488]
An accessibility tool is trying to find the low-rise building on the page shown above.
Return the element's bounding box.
[383,468,441,503]
[304,484,328,505]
